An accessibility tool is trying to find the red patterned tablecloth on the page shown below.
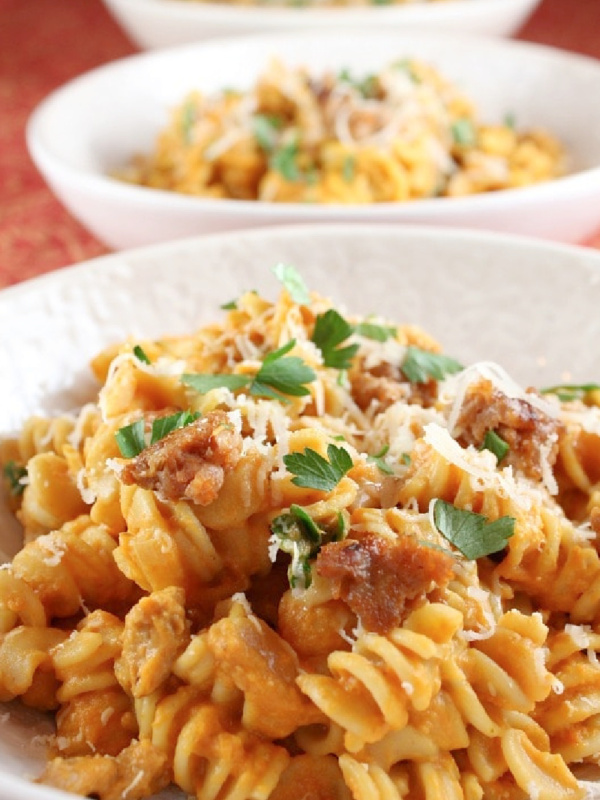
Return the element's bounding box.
[1,0,600,288]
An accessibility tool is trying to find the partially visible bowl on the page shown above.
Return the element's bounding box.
[27,30,600,250]
[101,0,541,49]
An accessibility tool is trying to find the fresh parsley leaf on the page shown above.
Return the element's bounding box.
[3,460,27,496]
[401,346,463,384]
[270,140,301,182]
[182,373,251,393]
[252,113,282,154]
[270,504,346,589]
[338,69,378,99]
[541,383,600,402]
[342,155,356,183]
[271,263,311,305]
[367,444,393,475]
[480,430,509,463]
[451,118,477,147]
[401,452,412,466]
[252,340,315,400]
[284,443,353,492]
[432,499,515,560]
[220,298,238,310]
[150,410,200,444]
[133,345,150,364]
[353,321,397,342]
[115,419,146,458]
[311,309,359,370]
[115,410,201,457]
[183,340,315,403]
[504,111,517,130]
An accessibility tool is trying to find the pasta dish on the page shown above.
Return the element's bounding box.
[1,264,599,800]
[116,58,566,204]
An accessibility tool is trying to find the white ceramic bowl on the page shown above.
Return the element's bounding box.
[3,223,600,800]
[101,0,542,50]
[27,30,600,250]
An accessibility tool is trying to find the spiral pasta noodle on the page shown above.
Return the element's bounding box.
[2,269,599,799]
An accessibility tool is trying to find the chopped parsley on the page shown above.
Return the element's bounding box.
[115,419,146,458]
[367,444,393,475]
[283,443,353,492]
[338,69,378,99]
[401,346,463,384]
[342,155,356,183]
[353,320,397,342]
[115,410,201,458]
[133,345,150,364]
[451,118,477,147]
[270,504,346,589]
[480,430,509,463]
[183,339,316,403]
[3,460,27,496]
[311,309,359,370]
[252,113,282,154]
[220,298,238,310]
[272,263,311,305]
[432,499,515,560]
[270,140,301,182]
[541,383,600,403]
[504,111,517,130]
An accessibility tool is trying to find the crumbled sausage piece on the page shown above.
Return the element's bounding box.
[207,611,324,738]
[316,533,454,634]
[39,739,169,800]
[455,379,561,481]
[115,587,189,698]
[350,359,437,412]
[119,410,242,505]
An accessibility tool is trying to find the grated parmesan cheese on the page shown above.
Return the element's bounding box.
[440,361,558,436]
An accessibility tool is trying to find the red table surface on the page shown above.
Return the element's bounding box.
[1,0,600,288]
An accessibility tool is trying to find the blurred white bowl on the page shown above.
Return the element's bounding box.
[27,30,600,250]
[101,0,541,49]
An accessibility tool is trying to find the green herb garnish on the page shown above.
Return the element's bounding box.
[504,111,517,130]
[271,263,310,305]
[311,309,359,370]
[401,346,463,384]
[133,345,150,364]
[183,339,315,403]
[541,383,600,402]
[342,155,356,183]
[451,118,477,147]
[353,321,397,342]
[252,114,282,154]
[283,443,353,492]
[115,419,147,458]
[480,430,509,463]
[3,461,27,496]
[220,298,238,310]
[115,410,201,458]
[150,410,201,444]
[270,140,301,182]
[432,499,515,560]
[270,504,346,589]
[367,444,393,475]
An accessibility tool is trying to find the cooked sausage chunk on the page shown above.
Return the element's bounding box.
[119,410,242,505]
[455,379,561,481]
[316,533,454,634]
